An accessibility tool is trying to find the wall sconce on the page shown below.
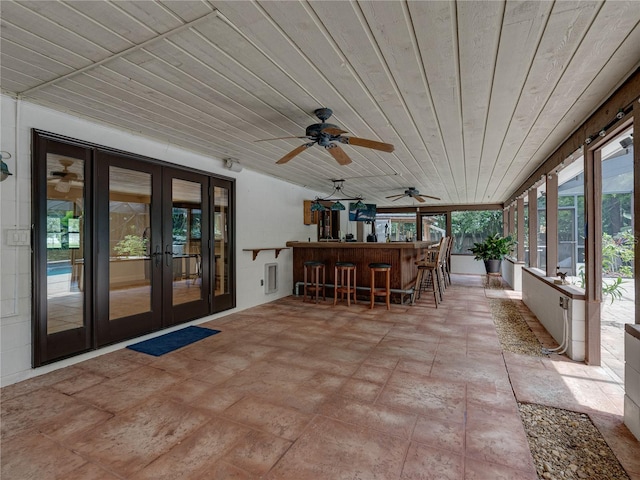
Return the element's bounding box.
[223,157,243,172]
[0,151,12,182]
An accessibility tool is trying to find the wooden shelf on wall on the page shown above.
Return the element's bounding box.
[242,247,289,261]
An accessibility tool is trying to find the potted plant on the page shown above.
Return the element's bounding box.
[469,233,515,274]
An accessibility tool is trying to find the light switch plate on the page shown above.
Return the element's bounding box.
[5,228,30,246]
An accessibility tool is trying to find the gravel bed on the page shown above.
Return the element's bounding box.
[488,296,629,479]
[489,298,546,357]
[518,403,629,480]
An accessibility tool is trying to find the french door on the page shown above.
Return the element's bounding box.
[95,154,211,345]
[33,131,232,366]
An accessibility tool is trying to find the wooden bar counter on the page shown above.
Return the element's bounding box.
[286,241,435,301]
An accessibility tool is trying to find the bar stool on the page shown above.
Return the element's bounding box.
[303,261,326,303]
[369,263,391,310]
[334,262,357,306]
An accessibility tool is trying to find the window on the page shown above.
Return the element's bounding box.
[557,154,585,276]
[420,213,446,242]
[375,213,417,242]
[537,186,547,270]
[451,210,503,254]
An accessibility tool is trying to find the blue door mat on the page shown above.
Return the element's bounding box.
[126,326,221,356]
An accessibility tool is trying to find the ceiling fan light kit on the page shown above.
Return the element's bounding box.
[258,108,394,166]
[49,159,80,193]
[311,179,365,211]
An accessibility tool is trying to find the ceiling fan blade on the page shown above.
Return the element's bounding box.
[255,136,309,142]
[340,136,394,153]
[322,127,348,136]
[276,143,312,164]
[411,194,426,203]
[385,194,405,199]
[419,194,441,201]
[326,144,352,165]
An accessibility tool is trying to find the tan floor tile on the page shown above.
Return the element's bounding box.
[363,352,400,369]
[189,385,247,414]
[319,396,417,438]
[50,370,108,395]
[396,358,433,376]
[339,377,383,402]
[411,414,465,454]
[130,417,251,480]
[39,402,113,442]
[378,371,466,420]
[1,388,88,440]
[590,413,640,477]
[264,416,407,479]
[1,432,88,480]
[1,276,632,480]
[352,363,394,384]
[223,395,313,441]
[66,462,125,479]
[69,397,209,477]
[77,351,149,378]
[72,365,181,412]
[401,442,464,480]
[188,461,254,480]
[222,429,292,476]
[464,457,538,479]
[465,416,535,473]
[0,366,85,402]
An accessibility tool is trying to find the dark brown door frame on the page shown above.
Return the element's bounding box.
[32,132,94,366]
[162,167,212,327]
[32,130,236,364]
[94,151,164,346]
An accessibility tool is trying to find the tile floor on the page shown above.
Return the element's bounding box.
[2,274,639,479]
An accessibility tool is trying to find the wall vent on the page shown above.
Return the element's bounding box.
[265,263,278,294]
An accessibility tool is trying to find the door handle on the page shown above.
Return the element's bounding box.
[153,246,162,267]
[165,244,172,267]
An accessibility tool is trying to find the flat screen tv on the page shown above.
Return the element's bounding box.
[349,203,376,222]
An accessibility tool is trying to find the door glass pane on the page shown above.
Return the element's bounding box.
[523,199,529,265]
[600,127,634,375]
[557,153,585,278]
[173,178,203,305]
[421,214,446,242]
[109,167,152,320]
[46,154,85,334]
[215,186,230,295]
[375,213,416,242]
[537,186,547,270]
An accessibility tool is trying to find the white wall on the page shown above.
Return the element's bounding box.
[0,96,323,386]
[502,258,524,291]
[522,268,585,361]
[451,255,487,275]
[625,326,640,440]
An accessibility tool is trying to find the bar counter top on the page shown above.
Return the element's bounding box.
[287,240,436,301]
[286,241,434,249]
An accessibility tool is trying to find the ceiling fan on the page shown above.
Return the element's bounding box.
[256,108,394,165]
[48,159,80,193]
[386,187,440,203]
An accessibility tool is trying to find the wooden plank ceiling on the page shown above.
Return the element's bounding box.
[2,0,639,206]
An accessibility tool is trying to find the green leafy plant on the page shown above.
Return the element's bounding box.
[574,266,626,305]
[602,231,634,278]
[469,233,515,261]
[113,234,148,257]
